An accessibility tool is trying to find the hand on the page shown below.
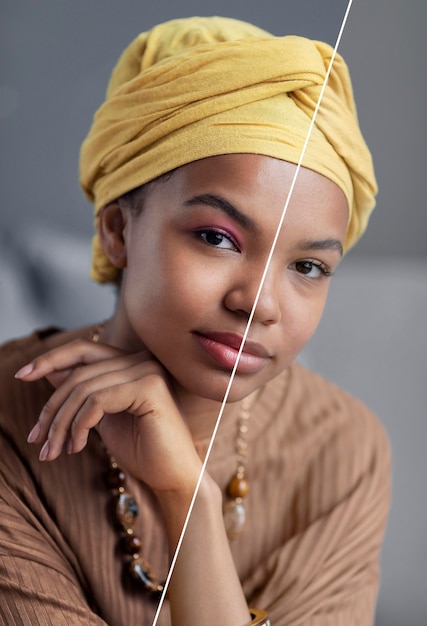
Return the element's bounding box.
[16,339,204,495]
[16,339,251,626]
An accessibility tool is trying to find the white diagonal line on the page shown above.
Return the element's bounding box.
[152,1,354,622]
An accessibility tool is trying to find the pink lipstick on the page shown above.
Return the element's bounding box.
[193,332,270,374]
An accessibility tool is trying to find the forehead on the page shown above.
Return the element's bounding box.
[162,154,349,240]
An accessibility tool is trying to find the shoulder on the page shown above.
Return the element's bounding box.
[246,364,391,622]
[260,362,391,498]
[288,361,390,451]
[288,362,391,507]
[0,327,63,367]
[0,327,63,388]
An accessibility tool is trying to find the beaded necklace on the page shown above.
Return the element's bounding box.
[90,323,253,595]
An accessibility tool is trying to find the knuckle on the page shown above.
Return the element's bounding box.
[67,366,86,384]
[70,380,92,400]
[41,398,55,417]
[70,338,91,357]
[70,338,88,349]
[139,360,165,378]
[49,417,60,435]
[151,362,165,376]
[145,372,169,395]
[86,390,103,410]
[70,419,84,437]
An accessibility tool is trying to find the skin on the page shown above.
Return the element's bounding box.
[16,154,348,626]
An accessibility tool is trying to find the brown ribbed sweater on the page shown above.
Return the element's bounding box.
[0,330,391,626]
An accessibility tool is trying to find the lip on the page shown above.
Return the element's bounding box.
[193,331,271,374]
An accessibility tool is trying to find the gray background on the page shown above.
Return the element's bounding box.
[1,1,426,624]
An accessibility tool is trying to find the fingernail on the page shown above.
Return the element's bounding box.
[67,439,73,455]
[27,423,41,443]
[39,440,50,462]
[15,363,34,379]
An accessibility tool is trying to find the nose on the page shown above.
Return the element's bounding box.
[223,266,281,325]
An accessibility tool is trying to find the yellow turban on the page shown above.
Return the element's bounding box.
[80,16,377,284]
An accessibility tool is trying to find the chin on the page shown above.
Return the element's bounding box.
[175,369,264,404]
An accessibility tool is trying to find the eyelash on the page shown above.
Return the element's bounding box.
[195,228,240,251]
[194,230,333,279]
[291,260,334,279]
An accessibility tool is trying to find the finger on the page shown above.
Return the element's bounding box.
[36,361,164,460]
[68,387,131,456]
[70,375,172,456]
[42,349,149,391]
[45,369,75,389]
[15,338,128,381]
[27,353,155,443]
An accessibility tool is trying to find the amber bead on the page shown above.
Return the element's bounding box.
[122,533,142,555]
[226,475,250,499]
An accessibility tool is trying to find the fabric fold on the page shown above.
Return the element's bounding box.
[79,17,377,284]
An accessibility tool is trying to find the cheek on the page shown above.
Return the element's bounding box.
[281,288,329,355]
[124,241,227,323]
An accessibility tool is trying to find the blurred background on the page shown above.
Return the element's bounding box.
[1,1,426,623]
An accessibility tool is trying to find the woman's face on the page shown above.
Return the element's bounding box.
[114,154,348,403]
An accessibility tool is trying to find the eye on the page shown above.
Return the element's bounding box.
[291,260,333,279]
[197,229,239,251]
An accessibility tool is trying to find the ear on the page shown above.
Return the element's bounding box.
[97,202,129,270]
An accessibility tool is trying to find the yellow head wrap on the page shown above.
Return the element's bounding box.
[80,16,377,284]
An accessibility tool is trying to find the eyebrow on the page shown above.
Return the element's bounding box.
[297,238,343,256]
[182,194,343,255]
[182,193,259,233]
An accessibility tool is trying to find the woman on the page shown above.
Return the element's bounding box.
[0,16,390,626]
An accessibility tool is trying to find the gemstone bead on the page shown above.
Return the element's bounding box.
[226,475,250,499]
[116,492,139,530]
[130,557,164,593]
[223,500,246,540]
